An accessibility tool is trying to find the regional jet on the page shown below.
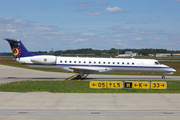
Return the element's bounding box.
[4,38,176,79]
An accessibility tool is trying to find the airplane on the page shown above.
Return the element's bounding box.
[117,54,132,57]
[4,38,176,79]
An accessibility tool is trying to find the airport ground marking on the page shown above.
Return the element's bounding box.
[132,82,150,89]
[151,82,167,89]
[90,81,106,88]
[107,81,123,89]
[90,81,166,89]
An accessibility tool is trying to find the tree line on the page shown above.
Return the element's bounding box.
[53,48,180,56]
[1,48,179,56]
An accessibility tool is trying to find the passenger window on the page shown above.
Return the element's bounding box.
[94,61,96,64]
[113,62,115,64]
[108,62,110,64]
[69,61,71,63]
[99,62,101,64]
[60,60,62,63]
[65,61,67,63]
[89,61,91,64]
[84,61,86,63]
[117,62,119,64]
[103,62,105,64]
[122,62,124,65]
[79,61,81,63]
[127,62,129,65]
[132,62,134,65]
[74,61,76,63]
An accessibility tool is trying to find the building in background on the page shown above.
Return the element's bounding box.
[173,54,180,57]
[148,54,155,57]
[156,53,171,57]
[117,51,138,57]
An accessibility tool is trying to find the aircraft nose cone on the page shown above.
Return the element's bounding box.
[172,68,176,72]
[163,64,176,72]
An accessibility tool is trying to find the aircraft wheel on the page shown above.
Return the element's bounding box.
[77,75,81,79]
[162,76,165,79]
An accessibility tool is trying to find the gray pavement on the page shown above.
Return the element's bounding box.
[1,92,180,111]
[1,64,180,120]
[0,92,180,119]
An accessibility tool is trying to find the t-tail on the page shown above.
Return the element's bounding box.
[4,38,39,59]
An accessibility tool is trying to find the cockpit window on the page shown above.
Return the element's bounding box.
[155,61,161,65]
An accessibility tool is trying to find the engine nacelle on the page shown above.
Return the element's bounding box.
[31,55,57,64]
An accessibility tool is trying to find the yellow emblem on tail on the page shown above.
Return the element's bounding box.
[12,47,20,56]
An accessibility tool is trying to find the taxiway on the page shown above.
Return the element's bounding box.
[0,65,180,84]
[0,92,180,120]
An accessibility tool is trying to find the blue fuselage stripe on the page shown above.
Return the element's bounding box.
[22,63,171,69]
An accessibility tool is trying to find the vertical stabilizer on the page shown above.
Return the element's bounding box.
[4,38,39,59]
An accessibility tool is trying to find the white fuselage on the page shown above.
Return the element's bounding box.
[16,55,176,75]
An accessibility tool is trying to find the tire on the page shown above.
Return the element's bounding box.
[77,75,81,79]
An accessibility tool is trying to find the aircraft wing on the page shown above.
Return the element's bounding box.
[69,66,99,74]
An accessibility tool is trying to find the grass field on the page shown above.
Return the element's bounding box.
[0,80,179,93]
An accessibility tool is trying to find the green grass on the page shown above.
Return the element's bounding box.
[0,80,180,93]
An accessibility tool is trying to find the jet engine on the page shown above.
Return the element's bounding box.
[31,55,57,64]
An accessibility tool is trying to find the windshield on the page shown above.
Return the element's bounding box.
[155,61,161,65]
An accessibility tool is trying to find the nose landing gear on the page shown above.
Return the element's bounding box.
[162,73,166,79]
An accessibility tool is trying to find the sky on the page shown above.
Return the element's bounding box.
[0,0,180,52]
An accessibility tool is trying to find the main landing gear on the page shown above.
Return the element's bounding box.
[65,74,89,81]
[76,74,89,79]
[77,75,81,79]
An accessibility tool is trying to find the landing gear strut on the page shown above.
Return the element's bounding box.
[162,76,165,79]
[77,75,81,79]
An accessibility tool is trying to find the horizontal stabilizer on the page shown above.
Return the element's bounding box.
[4,38,19,42]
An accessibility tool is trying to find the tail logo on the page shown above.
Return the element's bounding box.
[12,47,20,56]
